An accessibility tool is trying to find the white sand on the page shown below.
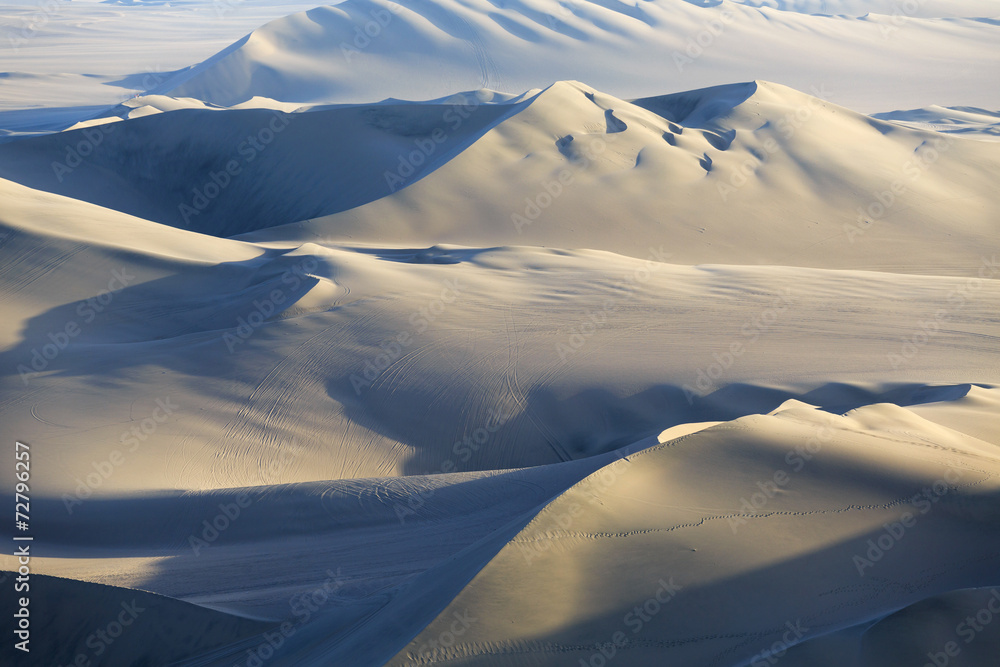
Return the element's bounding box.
[0,0,998,665]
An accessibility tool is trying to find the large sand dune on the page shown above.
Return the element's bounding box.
[153,0,1000,111]
[1,0,997,665]
[2,80,997,273]
[380,400,1000,666]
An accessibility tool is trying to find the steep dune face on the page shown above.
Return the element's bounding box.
[152,0,1000,110]
[0,574,272,666]
[383,402,1000,666]
[5,79,996,272]
[260,80,1000,273]
[15,452,625,626]
[3,0,997,122]
[0,97,523,236]
[13,390,992,667]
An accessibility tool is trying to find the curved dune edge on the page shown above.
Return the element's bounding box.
[150,0,1000,111]
[0,573,272,666]
[776,585,1000,666]
[1,78,997,272]
[380,395,1000,666]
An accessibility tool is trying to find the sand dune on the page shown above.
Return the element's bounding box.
[872,106,1000,140]
[1,0,998,664]
[5,0,997,123]
[248,79,1000,273]
[0,97,525,235]
[152,0,1000,111]
[3,80,997,274]
[381,400,1000,666]
[2,220,999,492]
[0,574,272,666]
[6,390,995,666]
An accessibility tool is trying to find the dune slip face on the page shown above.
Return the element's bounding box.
[1,0,999,666]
